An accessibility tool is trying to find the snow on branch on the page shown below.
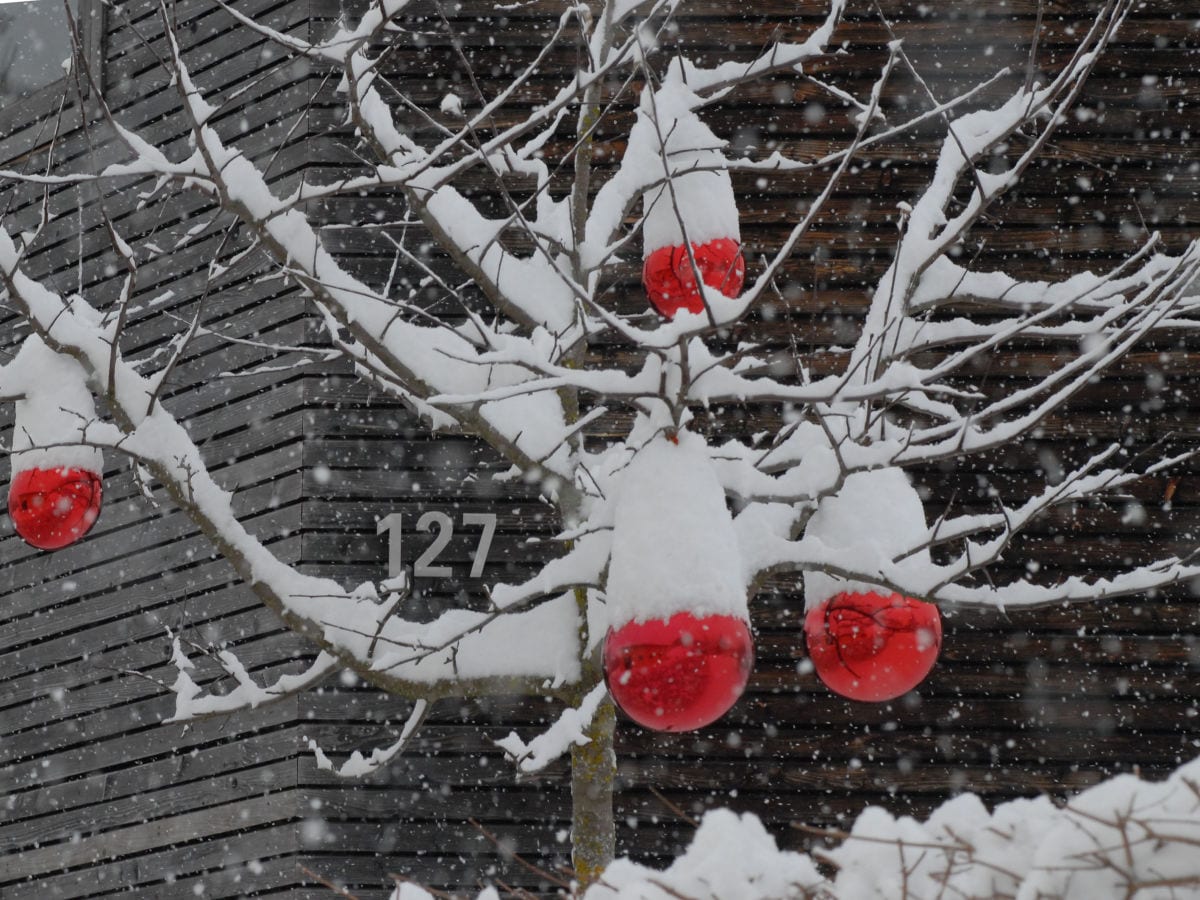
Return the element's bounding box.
[591,809,826,900]
[496,682,609,774]
[0,227,588,699]
[738,449,1200,613]
[816,754,1200,900]
[166,638,341,722]
[669,0,846,95]
[308,699,428,778]
[846,0,1137,395]
[143,11,588,496]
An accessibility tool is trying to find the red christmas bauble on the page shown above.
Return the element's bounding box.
[672,237,745,300]
[642,238,745,318]
[805,591,941,702]
[642,245,691,318]
[8,467,103,551]
[604,611,754,732]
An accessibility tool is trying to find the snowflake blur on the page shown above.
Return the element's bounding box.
[604,612,753,732]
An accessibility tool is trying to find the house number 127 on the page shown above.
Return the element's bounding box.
[376,512,498,579]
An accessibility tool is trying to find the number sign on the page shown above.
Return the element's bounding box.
[376,511,498,579]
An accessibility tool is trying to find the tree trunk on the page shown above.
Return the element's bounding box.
[570,691,616,888]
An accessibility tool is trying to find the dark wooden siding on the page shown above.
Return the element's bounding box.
[2,0,1199,898]
[2,0,322,895]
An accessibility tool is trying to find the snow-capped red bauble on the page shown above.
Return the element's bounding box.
[8,467,103,550]
[604,611,753,731]
[803,468,941,702]
[631,80,742,319]
[642,238,746,318]
[804,591,941,702]
[6,335,105,551]
[603,431,753,731]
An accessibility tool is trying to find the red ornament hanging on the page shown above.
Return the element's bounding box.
[5,335,106,551]
[604,611,754,732]
[642,238,746,319]
[804,591,941,702]
[9,466,103,551]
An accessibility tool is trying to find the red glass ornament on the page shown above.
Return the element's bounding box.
[604,611,754,732]
[673,237,745,300]
[805,591,941,702]
[8,467,103,551]
[643,245,691,318]
[642,238,745,318]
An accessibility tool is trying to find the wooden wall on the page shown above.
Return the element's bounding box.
[2,0,328,895]
[2,0,1199,897]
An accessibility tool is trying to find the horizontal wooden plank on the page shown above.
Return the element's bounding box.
[116,857,311,900]
[1,759,293,856]
[1,726,308,829]
[1,631,309,738]
[751,630,1197,666]
[0,821,301,899]
[755,596,1200,633]
[275,714,1198,772]
[0,535,301,675]
[0,603,301,711]
[0,581,253,684]
[304,847,568,898]
[752,665,1197,703]
[0,494,302,625]
[0,699,303,796]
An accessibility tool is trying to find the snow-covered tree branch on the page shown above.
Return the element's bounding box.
[3,0,1198,883]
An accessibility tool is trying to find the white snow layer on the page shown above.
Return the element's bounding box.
[495,681,608,773]
[587,808,825,899]
[803,467,931,607]
[9,335,105,473]
[391,887,499,900]
[605,433,748,628]
[633,81,740,255]
[826,753,1200,900]
[600,754,1200,898]
[309,699,427,778]
[390,754,1200,899]
[369,591,583,685]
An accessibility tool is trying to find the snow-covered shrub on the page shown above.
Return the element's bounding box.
[391,758,1200,899]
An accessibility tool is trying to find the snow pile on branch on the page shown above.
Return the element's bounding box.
[496,683,609,773]
[605,433,748,628]
[803,468,931,608]
[391,886,500,900]
[8,335,104,473]
[625,80,739,256]
[390,753,1200,898]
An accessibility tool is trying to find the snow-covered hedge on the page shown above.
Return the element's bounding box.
[393,754,1200,899]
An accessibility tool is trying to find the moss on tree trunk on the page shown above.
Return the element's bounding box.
[570,691,616,888]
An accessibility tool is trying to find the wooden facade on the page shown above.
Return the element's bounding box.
[2,0,1199,896]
